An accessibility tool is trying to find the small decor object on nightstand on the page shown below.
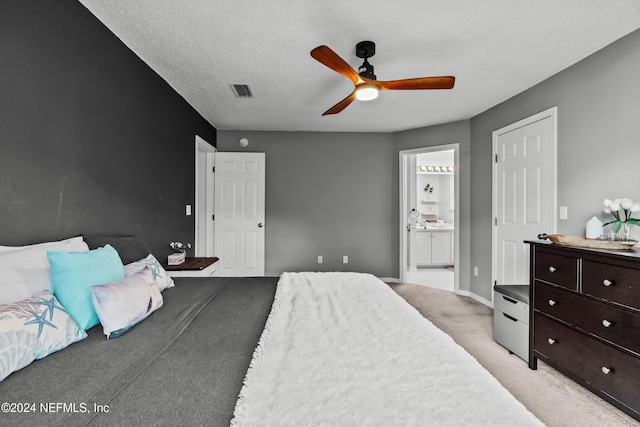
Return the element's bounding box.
[168,242,191,265]
[168,252,185,265]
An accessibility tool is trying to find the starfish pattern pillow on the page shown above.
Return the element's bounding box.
[0,291,87,382]
[124,254,175,291]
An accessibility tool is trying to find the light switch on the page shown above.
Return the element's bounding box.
[559,206,567,220]
[186,204,192,216]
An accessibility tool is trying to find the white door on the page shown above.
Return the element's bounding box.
[494,110,556,287]
[214,152,265,276]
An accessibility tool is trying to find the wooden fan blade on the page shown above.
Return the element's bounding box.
[378,76,455,91]
[322,91,357,116]
[311,45,363,86]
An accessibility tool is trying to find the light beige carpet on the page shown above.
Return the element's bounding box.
[389,282,639,427]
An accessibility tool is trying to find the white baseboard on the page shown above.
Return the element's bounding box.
[456,290,492,308]
[378,277,400,283]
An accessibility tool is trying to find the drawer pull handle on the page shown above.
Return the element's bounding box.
[601,367,611,375]
[502,295,518,304]
[603,279,612,287]
[548,266,557,273]
[602,319,612,328]
[502,313,518,322]
[548,338,556,345]
[548,299,556,306]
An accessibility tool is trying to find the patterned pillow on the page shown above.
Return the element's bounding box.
[91,267,163,339]
[124,254,175,291]
[0,291,87,382]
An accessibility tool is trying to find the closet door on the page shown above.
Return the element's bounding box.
[495,113,555,286]
[214,152,265,276]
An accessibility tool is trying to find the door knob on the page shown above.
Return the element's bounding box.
[258,223,263,228]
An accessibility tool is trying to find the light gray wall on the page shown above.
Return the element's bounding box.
[393,121,471,291]
[470,28,640,301]
[217,131,394,277]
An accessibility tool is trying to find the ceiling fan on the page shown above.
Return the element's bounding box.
[310,41,455,116]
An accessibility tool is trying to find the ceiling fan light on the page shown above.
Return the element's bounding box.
[355,84,378,101]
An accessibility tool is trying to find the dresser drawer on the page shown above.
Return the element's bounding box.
[534,314,640,412]
[583,260,640,311]
[535,282,640,356]
[534,249,578,290]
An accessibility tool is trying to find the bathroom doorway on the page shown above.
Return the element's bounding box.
[399,144,459,292]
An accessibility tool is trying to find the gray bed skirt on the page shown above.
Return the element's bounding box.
[0,276,277,427]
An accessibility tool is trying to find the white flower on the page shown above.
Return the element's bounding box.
[621,198,634,210]
[610,200,621,211]
[604,207,611,214]
[632,203,640,213]
[603,199,612,208]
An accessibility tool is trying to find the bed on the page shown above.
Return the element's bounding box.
[0,237,542,426]
[0,276,276,427]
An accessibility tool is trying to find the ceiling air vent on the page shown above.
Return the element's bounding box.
[230,84,254,98]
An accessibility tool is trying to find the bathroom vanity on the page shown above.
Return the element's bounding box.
[409,226,454,267]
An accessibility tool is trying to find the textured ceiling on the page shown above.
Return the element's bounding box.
[78,1,640,133]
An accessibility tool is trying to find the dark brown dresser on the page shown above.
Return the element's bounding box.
[527,240,640,421]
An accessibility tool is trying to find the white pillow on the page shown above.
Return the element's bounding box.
[0,237,89,305]
[0,236,86,253]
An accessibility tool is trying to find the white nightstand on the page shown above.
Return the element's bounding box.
[164,257,219,277]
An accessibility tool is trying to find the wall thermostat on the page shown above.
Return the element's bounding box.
[239,137,249,147]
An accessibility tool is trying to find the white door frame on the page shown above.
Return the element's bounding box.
[195,135,216,257]
[491,106,558,304]
[399,143,460,293]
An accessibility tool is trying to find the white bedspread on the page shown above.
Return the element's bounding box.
[231,272,543,426]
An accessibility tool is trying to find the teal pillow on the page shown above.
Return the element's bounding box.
[48,244,125,329]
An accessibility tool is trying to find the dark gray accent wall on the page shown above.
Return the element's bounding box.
[0,1,216,258]
[393,121,471,291]
[217,131,394,277]
[470,28,640,301]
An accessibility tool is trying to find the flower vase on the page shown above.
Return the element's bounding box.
[168,251,186,265]
[617,223,630,241]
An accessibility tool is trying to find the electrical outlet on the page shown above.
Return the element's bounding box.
[317,256,323,264]
[559,206,568,220]
[474,266,478,277]
[343,256,348,263]
[186,204,192,216]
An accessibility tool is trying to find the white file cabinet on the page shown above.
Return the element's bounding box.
[493,284,530,363]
